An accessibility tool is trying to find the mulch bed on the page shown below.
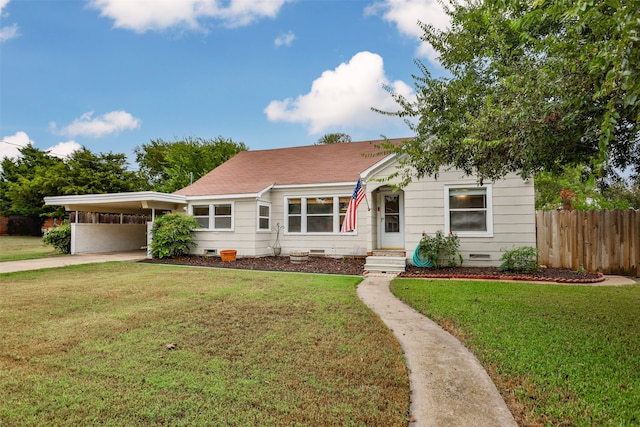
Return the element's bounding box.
[141,255,605,283]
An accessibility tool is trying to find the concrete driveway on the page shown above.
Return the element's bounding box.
[0,251,147,274]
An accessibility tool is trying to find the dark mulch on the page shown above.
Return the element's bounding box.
[141,255,367,276]
[141,255,605,283]
[402,265,604,284]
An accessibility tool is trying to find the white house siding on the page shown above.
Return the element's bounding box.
[269,186,371,258]
[187,170,534,264]
[403,172,535,267]
[71,223,147,254]
[190,198,248,256]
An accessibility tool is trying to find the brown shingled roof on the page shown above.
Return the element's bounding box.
[173,138,406,197]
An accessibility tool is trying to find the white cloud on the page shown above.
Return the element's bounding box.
[50,110,141,138]
[46,141,82,159]
[365,0,450,63]
[89,0,291,32]
[0,0,20,43]
[274,30,295,48]
[264,51,415,134]
[0,131,31,161]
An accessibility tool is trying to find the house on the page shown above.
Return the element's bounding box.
[45,138,536,269]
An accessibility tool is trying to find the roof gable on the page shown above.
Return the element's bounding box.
[174,138,405,197]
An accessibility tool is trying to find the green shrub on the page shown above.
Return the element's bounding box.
[417,230,463,268]
[499,246,539,273]
[150,213,199,259]
[42,222,71,254]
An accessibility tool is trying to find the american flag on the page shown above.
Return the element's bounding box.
[341,179,365,233]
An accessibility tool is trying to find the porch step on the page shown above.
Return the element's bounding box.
[364,255,407,274]
[372,249,406,257]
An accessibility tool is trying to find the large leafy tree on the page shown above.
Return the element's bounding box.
[0,145,65,219]
[535,164,635,210]
[0,145,144,222]
[380,0,639,185]
[134,136,248,193]
[62,148,145,195]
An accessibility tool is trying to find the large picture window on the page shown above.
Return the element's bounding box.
[445,186,493,236]
[286,196,353,233]
[191,203,233,230]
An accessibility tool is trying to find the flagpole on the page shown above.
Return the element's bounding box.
[361,179,371,211]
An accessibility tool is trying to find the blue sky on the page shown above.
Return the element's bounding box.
[1,0,448,166]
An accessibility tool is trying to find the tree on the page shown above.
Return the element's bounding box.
[535,165,633,210]
[378,0,639,186]
[0,145,66,219]
[135,136,248,193]
[315,133,352,145]
[0,145,144,224]
[63,148,146,195]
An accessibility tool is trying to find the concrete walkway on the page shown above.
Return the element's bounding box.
[358,275,517,427]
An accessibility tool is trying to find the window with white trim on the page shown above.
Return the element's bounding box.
[193,205,210,228]
[286,196,352,233]
[445,186,493,236]
[257,202,271,231]
[191,203,233,230]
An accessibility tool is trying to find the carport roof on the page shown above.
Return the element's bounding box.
[44,191,187,215]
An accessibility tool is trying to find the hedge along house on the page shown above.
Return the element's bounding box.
[45,139,536,271]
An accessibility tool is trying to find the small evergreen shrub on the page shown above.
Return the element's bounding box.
[42,222,71,254]
[417,230,463,268]
[150,213,199,259]
[499,246,539,273]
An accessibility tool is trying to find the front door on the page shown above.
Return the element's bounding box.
[379,191,404,248]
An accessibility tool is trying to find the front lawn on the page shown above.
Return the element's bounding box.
[0,264,409,426]
[391,278,640,427]
[0,235,60,261]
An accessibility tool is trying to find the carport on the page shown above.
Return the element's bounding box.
[44,192,187,256]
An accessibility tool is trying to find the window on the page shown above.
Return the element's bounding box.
[214,204,232,229]
[191,203,233,230]
[286,196,353,233]
[307,197,333,232]
[193,205,210,228]
[445,186,493,236]
[257,202,271,231]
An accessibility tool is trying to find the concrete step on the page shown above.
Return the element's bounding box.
[364,255,407,274]
[372,249,406,257]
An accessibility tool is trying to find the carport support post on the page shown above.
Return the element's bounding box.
[146,208,156,259]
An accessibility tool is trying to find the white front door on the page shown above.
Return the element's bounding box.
[379,191,404,249]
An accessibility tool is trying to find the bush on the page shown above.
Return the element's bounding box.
[150,213,199,259]
[499,246,539,273]
[417,230,463,268]
[42,222,71,254]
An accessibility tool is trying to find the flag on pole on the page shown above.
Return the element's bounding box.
[341,179,365,233]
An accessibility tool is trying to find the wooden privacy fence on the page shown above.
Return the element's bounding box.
[536,210,640,277]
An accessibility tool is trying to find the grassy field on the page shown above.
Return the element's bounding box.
[391,278,640,427]
[0,235,60,261]
[0,263,409,426]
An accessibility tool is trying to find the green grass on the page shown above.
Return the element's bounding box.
[391,278,640,427]
[0,263,409,426]
[0,235,61,261]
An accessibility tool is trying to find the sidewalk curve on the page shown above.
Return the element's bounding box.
[357,275,517,427]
